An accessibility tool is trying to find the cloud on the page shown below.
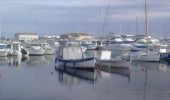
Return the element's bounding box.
[0,0,170,37]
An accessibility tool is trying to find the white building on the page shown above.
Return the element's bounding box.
[15,33,39,41]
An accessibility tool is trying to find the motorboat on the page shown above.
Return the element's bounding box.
[104,37,133,57]
[0,43,11,57]
[81,41,97,50]
[130,51,160,62]
[131,39,147,52]
[40,43,55,55]
[26,43,44,56]
[9,42,22,56]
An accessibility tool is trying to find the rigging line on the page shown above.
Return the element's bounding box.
[101,0,110,38]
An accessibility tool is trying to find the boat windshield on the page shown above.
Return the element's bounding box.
[0,44,7,49]
[41,43,50,48]
[66,42,79,46]
[109,40,123,44]
[31,44,40,46]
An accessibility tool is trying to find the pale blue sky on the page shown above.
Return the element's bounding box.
[0,0,169,38]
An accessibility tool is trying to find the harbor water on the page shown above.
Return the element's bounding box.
[0,55,170,100]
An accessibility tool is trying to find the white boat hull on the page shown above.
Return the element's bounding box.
[0,49,10,57]
[28,48,44,56]
[10,50,22,56]
[130,51,160,62]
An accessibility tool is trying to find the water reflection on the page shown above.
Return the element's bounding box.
[130,61,169,100]
[0,56,22,67]
[0,57,8,65]
[97,66,130,81]
[6,56,22,67]
[55,66,97,85]
[0,55,169,100]
[44,55,55,63]
[26,55,55,66]
[130,61,168,72]
[26,56,45,66]
[0,55,55,67]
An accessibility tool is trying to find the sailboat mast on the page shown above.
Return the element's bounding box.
[144,0,149,51]
[99,0,103,39]
[135,17,138,35]
[0,13,3,42]
[0,14,1,42]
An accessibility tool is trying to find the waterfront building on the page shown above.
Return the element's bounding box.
[15,33,39,41]
[60,32,94,41]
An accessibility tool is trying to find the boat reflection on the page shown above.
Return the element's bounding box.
[130,61,168,72]
[130,61,169,100]
[0,55,55,67]
[0,56,22,67]
[97,63,130,80]
[55,66,97,85]
[0,57,8,65]
[26,56,45,66]
[6,56,22,67]
[44,55,55,63]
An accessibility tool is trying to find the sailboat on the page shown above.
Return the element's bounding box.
[130,0,160,62]
[95,0,130,68]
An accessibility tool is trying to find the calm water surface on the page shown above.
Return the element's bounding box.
[0,55,170,100]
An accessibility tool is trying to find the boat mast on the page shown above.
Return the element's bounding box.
[144,0,149,51]
[119,24,122,34]
[0,13,2,42]
[99,0,103,39]
[135,17,138,35]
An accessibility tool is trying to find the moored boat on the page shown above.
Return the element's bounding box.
[0,43,11,57]
[9,42,22,56]
[130,51,160,62]
[56,45,95,69]
[40,43,55,55]
[26,43,44,56]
